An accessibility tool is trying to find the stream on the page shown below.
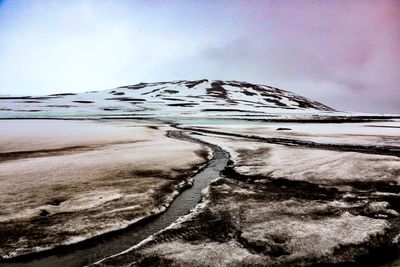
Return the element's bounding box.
[0,130,229,267]
[1,126,398,267]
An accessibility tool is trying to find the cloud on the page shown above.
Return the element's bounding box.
[0,0,399,113]
[194,0,400,112]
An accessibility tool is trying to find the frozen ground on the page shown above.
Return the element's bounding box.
[181,119,400,148]
[100,178,395,266]
[1,80,399,266]
[193,134,400,185]
[97,122,400,267]
[0,120,210,258]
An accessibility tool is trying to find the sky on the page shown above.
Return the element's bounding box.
[0,0,399,113]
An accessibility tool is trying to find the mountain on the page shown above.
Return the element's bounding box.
[0,80,335,118]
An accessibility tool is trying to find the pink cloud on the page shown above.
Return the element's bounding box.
[245,0,400,89]
[198,0,400,111]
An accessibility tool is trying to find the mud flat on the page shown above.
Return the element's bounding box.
[0,120,210,259]
[97,123,400,267]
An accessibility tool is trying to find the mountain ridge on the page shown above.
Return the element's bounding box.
[0,79,335,118]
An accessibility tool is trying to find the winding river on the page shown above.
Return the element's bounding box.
[0,130,229,267]
[1,126,398,267]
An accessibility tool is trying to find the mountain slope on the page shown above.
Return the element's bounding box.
[0,80,335,118]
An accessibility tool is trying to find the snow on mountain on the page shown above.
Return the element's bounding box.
[0,80,335,118]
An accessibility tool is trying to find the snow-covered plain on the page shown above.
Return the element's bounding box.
[0,120,210,258]
[193,133,400,185]
[1,80,399,266]
[98,124,400,266]
[99,175,397,266]
[182,119,400,148]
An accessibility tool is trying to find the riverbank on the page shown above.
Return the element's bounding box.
[1,118,399,266]
[95,120,400,267]
[0,120,210,260]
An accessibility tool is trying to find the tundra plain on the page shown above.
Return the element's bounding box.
[0,80,399,266]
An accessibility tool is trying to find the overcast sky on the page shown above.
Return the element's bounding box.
[0,0,399,113]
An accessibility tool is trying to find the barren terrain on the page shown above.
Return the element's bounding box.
[96,120,400,267]
[0,80,399,266]
[0,120,210,258]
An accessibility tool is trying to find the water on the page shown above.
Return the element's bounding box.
[0,132,229,267]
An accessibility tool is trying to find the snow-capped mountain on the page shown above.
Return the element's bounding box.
[0,80,335,118]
